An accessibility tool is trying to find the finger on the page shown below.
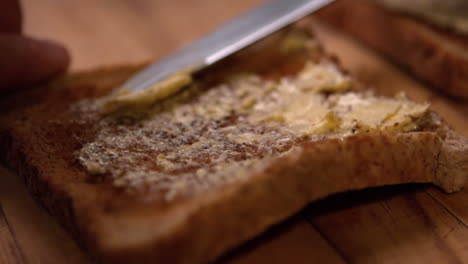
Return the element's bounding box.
[0,0,22,33]
[0,34,70,92]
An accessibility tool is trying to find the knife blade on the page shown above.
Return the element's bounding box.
[120,0,335,93]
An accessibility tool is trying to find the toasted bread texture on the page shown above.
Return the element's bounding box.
[317,0,468,99]
[1,28,467,264]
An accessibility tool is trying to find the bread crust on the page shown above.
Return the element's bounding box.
[1,31,467,263]
[317,0,468,99]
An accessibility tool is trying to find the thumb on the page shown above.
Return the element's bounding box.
[0,34,70,92]
[0,0,22,33]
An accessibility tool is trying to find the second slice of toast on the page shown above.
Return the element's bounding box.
[317,0,468,99]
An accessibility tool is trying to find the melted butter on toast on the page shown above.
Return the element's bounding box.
[75,61,429,201]
[103,71,193,113]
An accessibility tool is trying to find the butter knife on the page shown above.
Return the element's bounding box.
[120,0,335,92]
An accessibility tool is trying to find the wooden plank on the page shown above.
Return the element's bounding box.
[305,185,468,264]
[0,206,24,264]
[0,167,90,264]
[427,185,468,227]
[222,216,347,264]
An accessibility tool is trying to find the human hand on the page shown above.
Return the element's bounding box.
[0,0,70,93]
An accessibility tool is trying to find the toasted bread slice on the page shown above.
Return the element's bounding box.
[0,28,467,264]
[317,0,468,99]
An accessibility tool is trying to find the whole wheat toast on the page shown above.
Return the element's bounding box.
[317,0,468,99]
[0,27,467,264]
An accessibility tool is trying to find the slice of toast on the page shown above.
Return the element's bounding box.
[317,0,468,99]
[0,27,467,264]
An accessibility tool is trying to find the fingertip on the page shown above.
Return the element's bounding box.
[32,37,71,78]
[0,35,71,92]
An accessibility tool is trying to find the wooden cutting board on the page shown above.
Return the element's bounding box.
[1,0,467,263]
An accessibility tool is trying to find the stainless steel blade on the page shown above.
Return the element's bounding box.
[120,0,335,92]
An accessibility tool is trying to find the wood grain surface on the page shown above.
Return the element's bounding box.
[0,0,467,263]
[0,206,24,264]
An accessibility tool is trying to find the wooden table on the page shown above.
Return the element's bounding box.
[1,0,468,263]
